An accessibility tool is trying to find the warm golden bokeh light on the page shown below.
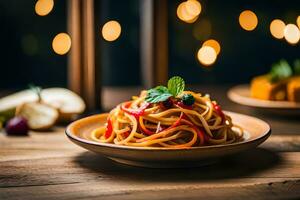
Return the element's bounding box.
[185,0,201,17]
[177,2,196,23]
[203,39,221,55]
[177,0,201,23]
[297,16,300,29]
[52,33,71,55]
[284,24,300,44]
[35,0,54,16]
[270,19,285,39]
[102,20,122,42]
[185,16,199,23]
[239,10,258,31]
[197,46,217,66]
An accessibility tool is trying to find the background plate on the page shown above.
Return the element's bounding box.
[228,85,300,115]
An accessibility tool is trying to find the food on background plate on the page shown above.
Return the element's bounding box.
[251,75,287,101]
[90,76,244,148]
[250,59,300,102]
[287,77,300,102]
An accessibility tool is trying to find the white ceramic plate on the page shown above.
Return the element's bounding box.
[66,111,271,168]
[228,85,300,115]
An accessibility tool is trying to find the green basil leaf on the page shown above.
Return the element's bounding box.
[145,86,172,103]
[167,76,185,97]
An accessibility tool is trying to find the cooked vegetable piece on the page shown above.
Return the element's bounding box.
[182,94,195,106]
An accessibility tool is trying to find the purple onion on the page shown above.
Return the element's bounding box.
[5,117,29,136]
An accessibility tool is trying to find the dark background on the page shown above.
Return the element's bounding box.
[0,0,299,90]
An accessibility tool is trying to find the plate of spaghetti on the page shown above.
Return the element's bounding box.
[66,76,271,168]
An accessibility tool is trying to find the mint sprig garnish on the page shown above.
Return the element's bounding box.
[145,76,185,103]
[146,86,172,103]
[269,59,292,83]
[167,76,185,97]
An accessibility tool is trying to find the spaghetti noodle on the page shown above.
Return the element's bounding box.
[90,86,244,148]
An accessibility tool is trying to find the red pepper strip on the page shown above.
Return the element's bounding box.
[139,116,156,135]
[175,101,193,110]
[192,126,205,145]
[181,114,208,144]
[212,102,225,122]
[165,112,184,131]
[123,131,130,138]
[203,131,210,142]
[121,101,150,118]
[104,118,113,139]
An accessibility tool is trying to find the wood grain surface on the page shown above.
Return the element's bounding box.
[1,86,300,200]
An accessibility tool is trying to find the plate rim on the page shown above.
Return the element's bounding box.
[65,111,271,151]
[227,84,300,109]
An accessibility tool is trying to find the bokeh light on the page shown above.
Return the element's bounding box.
[185,0,201,17]
[177,0,201,23]
[52,33,71,55]
[184,16,199,23]
[297,16,300,28]
[197,46,217,66]
[21,35,38,56]
[102,20,122,42]
[177,2,196,23]
[284,24,300,44]
[203,39,221,55]
[35,0,54,16]
[239,10,258,31]
[270,19,285,39]
[193,19,211,41]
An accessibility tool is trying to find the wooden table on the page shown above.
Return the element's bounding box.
[1,86,300,200]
